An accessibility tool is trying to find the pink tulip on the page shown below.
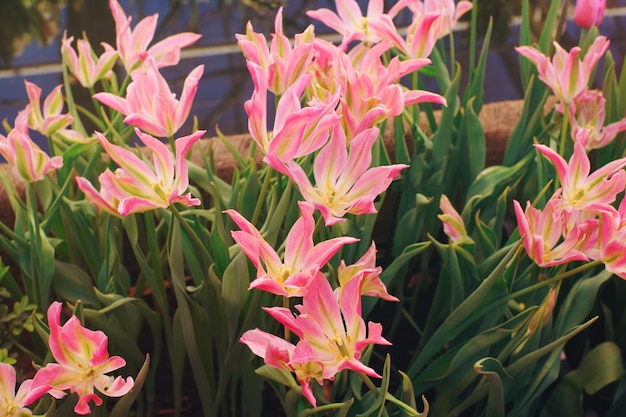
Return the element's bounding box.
[534,140,626,213]
[305,40,444,138]
[423,0,473,38]
[225,201,358,297]
[574,0,606,29]
[76,129,204,216]
[265,274,391,386]
[369,13,442,59]
[0,363,48,415]
[307,0,386,49]
[237,7,315,95]
[516,36,610,105]
[107,0,201,72]
[0,110,63,183]
[564,90,626,151]
[61,32,118,88]
[438,194,468,243]
[24,81,73,137]
[94,58,203,138]
[239,328,322,406]
[30,302,134,415]
[337,242,399,301]
[279,126,408,226]
[513,199,591,267]
[244,62,340,165]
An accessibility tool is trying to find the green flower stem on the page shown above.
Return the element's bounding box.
[448,30,456,79]
[26,182,43,308]
[169,204,213,266]
[357,371,378,396]
[283,296,291,342]
[385,392,420,416]
[89,86,107,132]
[251,166,274,225]
[558,103,570,158]
[144,212,165,300]
[508,260,603,302]
[167,135,176,151]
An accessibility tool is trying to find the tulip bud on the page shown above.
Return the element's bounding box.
[574,0,606,29]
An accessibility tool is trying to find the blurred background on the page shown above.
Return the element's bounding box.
[0,0,625,140]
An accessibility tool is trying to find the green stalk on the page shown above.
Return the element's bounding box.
[558,103,570,158]
[26,183,43,308]
[508,260,602,301]
[169,204,212,265]
[251,166,274,225]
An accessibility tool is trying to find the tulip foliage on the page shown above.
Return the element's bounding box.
[1,0,626,416]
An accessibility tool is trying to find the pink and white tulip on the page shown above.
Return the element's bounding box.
[94,58,203,138]
[76,129,204,216]
[513,199,592,267]
[24,81,73,137]
[337,242,398,301]
[244,63,340,166]
[0,363,48,417]
[107,0,201,72]
[280,126,408,226]
[307,0,386,49]
[438,194,468,243]
[0,111,63,183]
[225,202,358,297]
[61,33,118,88]
[534,140,626,213]
[237,7,315,95]
[30,302,134,415]
[239,328,322,406]
[516,36,610,105]
[564,90,626,151]
[265,274,390,387]
[369,12,442,59]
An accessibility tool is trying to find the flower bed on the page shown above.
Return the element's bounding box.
[1,1,626,417]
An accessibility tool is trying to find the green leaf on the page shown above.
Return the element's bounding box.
[568,342,624,395]
[474,358,511,417]
[255,364,297,389]
[51,260,99,306]
[222,250,252,340]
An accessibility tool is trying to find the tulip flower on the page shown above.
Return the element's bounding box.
[94,58,203,138]
[0,110,63,183]
[225,201,358,297]
[369,13,442,59]
[564,90,626,151]
[422,0,473,38]
[307,0,387,48]
[337,242,399,301]
[305,41,444,138]
[534,140,626,213]
[513,199,592,267]
[280,126,408,226]
[0,363,48,417]
[244,62,340,165]
[24,81,73,137]
[76,129,204,216]
[574,0,606,29]
[515,36,610,105]
[239,328,322,407]
[61,32,118,88]
[107,0,201,72]
[237,7,315,95]
[30,302,134,415]
[438,194,468,243]
[265,274,391,385]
